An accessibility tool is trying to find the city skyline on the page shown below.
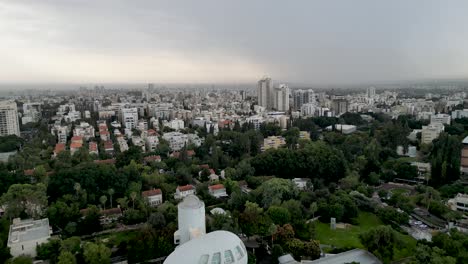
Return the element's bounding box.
[2,0,468,85]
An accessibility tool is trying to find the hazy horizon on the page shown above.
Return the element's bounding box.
[2,1,468,85]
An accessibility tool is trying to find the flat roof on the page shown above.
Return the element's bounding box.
[8,218,51,245]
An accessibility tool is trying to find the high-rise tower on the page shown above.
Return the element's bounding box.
[0,100,20,137]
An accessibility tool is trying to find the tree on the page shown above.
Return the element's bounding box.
[36,238,61,263]
[60,237,81,254]
[359,226,399,262]
[283,127,300,149]
[107,188,114,208]
[267,206,291,226]
[0,183,47,219]
[7,256,33,264]
[412,244,456,264]
[430,133,461,186]
[148,212,166,229]
[99,195,107,210]
[83,242,111,264]
[57,251,77,264]
[239,202,263,238]
[259,178,298,207]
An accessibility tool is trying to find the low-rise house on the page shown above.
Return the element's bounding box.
[104,140,114,154]
[142,188,163,207]
[7,218,52,258]
[93,159,116,165]
[99,208,122,225]
[144,155,162,164]
[292,178,312,191]
[89,141,99,155]
[448,193,468,213]
[174,185,196,199]
[208,184,228,198]
[53,143,66,157]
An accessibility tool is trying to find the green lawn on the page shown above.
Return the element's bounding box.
[315,211,416,260]
[315,211,382,249]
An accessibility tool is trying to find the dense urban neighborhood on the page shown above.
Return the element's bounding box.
[0,82,467,264]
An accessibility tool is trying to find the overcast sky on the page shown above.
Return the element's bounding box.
[1,0,468,85]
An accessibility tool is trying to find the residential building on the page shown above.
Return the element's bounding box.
[145,129,159,152]
[262,136,286,151]
[53,143,66,157]
[73,122,95,141]
[332,98,348,116]
[461,136,468,174]
[0,100,20,136]
[164,119,185,130]
[103,140,114,154]
[7,218,52,258]
[421,123,444,144]
[326,124,357,134]
[292,178,311,191]
[293,89,315,110]
[452,109,468,119]
[274,84,290,111]
[120,108,139,129]
[208,184,228,198]
[142,189,163,207]
[257,76,272,109]
[162,132,201,151]
[430,113,451,125]
[89,142,98,155]
[174,185,196,199]
[448,193,468,213]
[299,131,311,140]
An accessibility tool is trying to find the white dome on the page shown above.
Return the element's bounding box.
[164,231,248,264]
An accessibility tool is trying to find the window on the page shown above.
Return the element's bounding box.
[211,252,221,264]
[224,250,235,264]
[198,254,209,264]
[235,246,244,260]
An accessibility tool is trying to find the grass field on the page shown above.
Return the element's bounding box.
[315,211,416,260]
[315,211,381,248]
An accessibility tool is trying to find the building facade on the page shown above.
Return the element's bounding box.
[0,100,20,136]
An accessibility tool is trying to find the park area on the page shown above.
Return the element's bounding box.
[315,211,417,260]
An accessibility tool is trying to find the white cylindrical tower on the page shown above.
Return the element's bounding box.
[175,195,206,245]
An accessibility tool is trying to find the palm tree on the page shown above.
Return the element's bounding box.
[130,192,137,209]
[100,195,107,210]
[108,188,114,208]
[74,182,81,196]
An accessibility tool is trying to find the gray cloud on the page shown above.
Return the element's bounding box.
[1,0,468,84]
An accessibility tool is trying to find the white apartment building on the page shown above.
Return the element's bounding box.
[448,193,468,213]
[145,131,159,152]
[257,77,272,109]
[116,136,129,152]
[245,115,265,130]
[421,123,444,144]
[120,108,139,129]
[163,119,185,130]
[452,109,468,119]
[162,132,200,151]
[0,100,20,136]
[274,84,290,111]
[7,218,52,258]
[22,102,41,124]
[430,113,451,125]
[73,122,95,141]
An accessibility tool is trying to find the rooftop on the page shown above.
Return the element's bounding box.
[8,218,51,246]
[302,249,382,264]
[142,189,162,197]
[177,185,195,192]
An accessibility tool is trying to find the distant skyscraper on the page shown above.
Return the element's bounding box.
[274,84,290,111]
[257,77,272,109]
[332,98,348,116]
[366,87,376,98]
[293,89,315,110]
[0,100,20,137]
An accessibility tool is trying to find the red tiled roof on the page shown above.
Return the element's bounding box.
[100,130,110,135]
[104,140,114,149]
[144,155,161,162]
[209,184,225,191]
[54,143,66,153]
[101,208,122,216]
[142,188,162,197]
[24,169,35,176]
[147,129,158,136]
[209,169,216,175]
[177,185,195,192]
[94,159,116,164]
[70,142,82,149]
[199,164,210,169]
[71,136,83,142]
[187,150,195,156]
[89,142,98,151]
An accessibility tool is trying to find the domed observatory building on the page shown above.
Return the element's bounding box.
[164,195,248,264]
